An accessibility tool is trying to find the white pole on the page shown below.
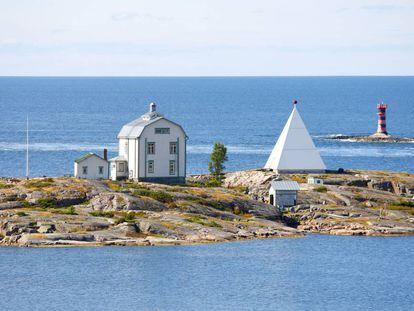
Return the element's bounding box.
[26,116,29,179]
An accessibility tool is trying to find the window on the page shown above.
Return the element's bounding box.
[118,162,125,172]
[148,160,154,173]
[147,142,155,154]
[169,160,176,175]
[155,128,170,134]
[170,142,177,154]
[98,166,104,175]
[82,166,88,175]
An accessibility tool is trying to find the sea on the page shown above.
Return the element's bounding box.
[1,77,414,311]
[0,235,413,311]
[0,76,413,177]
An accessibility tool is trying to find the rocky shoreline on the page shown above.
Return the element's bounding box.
[324,134,414,143]
[1,169,414,247]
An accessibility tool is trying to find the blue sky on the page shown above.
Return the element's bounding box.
[0,0,413,76]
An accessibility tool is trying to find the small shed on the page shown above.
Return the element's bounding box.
[74,153,109,180]
[308,176,324,185]
[269,180,300,208]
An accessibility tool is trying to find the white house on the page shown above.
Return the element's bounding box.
[308,176,324,185]
[264,101,326,173]
[269,180,300,208]
[74,152,109,179]
[110,102,187,183]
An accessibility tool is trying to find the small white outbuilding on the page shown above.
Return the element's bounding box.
[308,176,324,185]
[74,153,109,179]
[269,180,300,208]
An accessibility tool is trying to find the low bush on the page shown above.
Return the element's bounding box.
[0,182,13,189]
[16,211,28,217]
[89,210,115,218]
[132,189,173,203]
[52,206,77,215]
[314,186,328,193]
[392,201,414,208]
[37,198,58,209]
[24,178,54,189]
[114,212,137,225]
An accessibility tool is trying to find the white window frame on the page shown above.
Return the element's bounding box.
[170,142,177,154]
[155,128,170,134]
[148,160,154,174]
[118,162,125,172]
[147,142,155,154]
[169,160,176,175]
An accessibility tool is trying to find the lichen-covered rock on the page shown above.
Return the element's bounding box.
[89,192,166,212]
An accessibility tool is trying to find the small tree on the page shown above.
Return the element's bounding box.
[208,142,228,185]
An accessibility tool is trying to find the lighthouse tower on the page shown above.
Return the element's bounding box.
[373,103,389,137]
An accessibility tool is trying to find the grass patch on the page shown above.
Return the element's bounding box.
[0,182,13,189]
[290,175,307,183]
[391,201,414,208]
[16,211,28,217]
[132,189,173,203]
[314,186,328,193]
[51,206,77,215]
[24,178,54,189]
[186,215,222,228]
[114,212,137,225]
[106,181,121,191]
[89,210,115,218]
[37,197,58,209]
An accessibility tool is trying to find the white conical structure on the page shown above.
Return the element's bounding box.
[264,104,326,173]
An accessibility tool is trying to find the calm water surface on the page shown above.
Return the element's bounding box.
[0,77,413,176]
[0,235,413,311]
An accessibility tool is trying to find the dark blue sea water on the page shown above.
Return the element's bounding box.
[0,76,413,176]
[0,235,413,311]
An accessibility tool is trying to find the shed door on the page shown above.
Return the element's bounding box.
[269,194,274,206]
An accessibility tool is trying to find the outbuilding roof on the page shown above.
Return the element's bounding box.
[74,153,107,163]
[270,180,300,191]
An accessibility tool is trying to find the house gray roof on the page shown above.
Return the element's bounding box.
[109,155,127,162]
[74,153,107,163]
[117,102,187,139]
[270,180,300,191]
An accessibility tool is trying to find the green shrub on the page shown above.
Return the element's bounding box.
[89,210,115,218]
[114,212,137,225]
[24,178,54,189]
[0,182,13,189]
[314,186,328,193]
[37,197,58,209]
[392,201,414,208]
[132,189,173,203]
[52,206,77,215]
[16,211,28,217]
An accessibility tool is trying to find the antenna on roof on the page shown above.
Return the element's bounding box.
[293,100,298,106]
[26,116,30,180]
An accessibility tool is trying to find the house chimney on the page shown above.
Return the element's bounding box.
[150,102,156,112]
[103,148,108,161]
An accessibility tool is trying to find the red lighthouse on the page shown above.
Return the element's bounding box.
[375,103,388,136]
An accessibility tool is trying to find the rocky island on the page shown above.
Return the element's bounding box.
[1,169,414,247]
[324,134,414,143]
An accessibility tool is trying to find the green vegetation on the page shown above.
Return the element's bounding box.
[132,189,173,203]
[105,181,121,191]
[16,211,28,217]
[186,215,222,228]
[208,142,228,185]
[24,178,54,189]
[314,186,328,193]
[89,210,115,218]
[185,196,224,210]
[0,182,13,189]
[392,200,414,208]
[52,206,77,215]
[115,212,137,225]
[37,197,58,209]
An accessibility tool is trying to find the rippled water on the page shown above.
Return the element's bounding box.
[0,76,413,176]
[0,235,413,311]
